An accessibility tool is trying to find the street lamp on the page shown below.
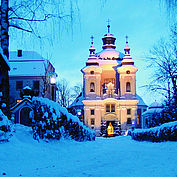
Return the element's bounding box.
[48,72,58,84]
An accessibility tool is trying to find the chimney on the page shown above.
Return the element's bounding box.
[18,50,22,57]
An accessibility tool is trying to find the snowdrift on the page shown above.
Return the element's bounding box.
[32,97,96,141]
[0,109,12,141]
[131,121,177,142]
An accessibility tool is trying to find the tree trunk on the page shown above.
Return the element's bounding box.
[0,0,9,58]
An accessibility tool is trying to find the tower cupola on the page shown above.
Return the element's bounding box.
[89,36,96,57]
[102,24,116,49]
[121,36,134,65]
[86,36,99,66]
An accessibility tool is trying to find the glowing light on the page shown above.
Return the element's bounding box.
[50,77,56,84]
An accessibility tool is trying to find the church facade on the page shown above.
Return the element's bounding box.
[81,26,146,136]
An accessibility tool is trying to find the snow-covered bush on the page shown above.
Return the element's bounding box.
[131,121,177,142]
[0,109,12,142]
[32,97,96,141]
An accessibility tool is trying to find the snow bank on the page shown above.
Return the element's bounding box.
[32,97,95,141]
[131,121,177,142]
[0,109,12,141]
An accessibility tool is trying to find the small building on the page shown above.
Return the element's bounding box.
[9,50,57,106]
[0,47,10,111]
[142,101,163,128]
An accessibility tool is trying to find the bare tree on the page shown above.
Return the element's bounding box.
[71,83,82,99]
[56,79,71,108]
[0,0,79,58]
[146,25,177,103]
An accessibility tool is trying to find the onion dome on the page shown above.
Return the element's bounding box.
[121,36,134,65]
[95,24,124,60]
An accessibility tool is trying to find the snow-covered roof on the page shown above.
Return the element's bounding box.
[96,49,124,60]
[23,86,32,90]
[69,94,84,108]
[9,60,47,76]
[136,94,147,106]
[142,107,163,115]
[98,59,122,65]
[149,101,163,108]
[9,51,44,61]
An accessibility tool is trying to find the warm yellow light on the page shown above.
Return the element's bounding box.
[17,99,22,103]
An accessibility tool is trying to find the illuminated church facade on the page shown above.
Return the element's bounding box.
[70,25,147,136]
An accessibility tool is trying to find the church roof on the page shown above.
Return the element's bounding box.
[96,49,124,60]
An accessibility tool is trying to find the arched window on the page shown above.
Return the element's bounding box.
[126,82,131,92]
[90,82,95,92]
[90,71,94,75]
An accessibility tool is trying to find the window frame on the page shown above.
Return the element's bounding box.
[33,80,40,91]
[106,104,116,113]
[127,118,132,125]
[90,109,95,115]
[16,81,23,90]
[90,82,95,92]
[91,118,95,125]
[126,82,131,92]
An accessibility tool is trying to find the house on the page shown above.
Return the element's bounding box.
[142,101,164,128]
[71,25,147,136]
[0,47,10,112]
[9,50,57,106]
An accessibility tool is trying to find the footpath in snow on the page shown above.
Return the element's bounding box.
[0,124,177,177]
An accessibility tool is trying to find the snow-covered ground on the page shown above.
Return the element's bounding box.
[0,125,177,177]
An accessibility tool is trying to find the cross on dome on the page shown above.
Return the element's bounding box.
[125,35,128,44]
[91,35,94,45]
[107,19,111,33]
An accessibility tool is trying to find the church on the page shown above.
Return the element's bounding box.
[69,25,147,136]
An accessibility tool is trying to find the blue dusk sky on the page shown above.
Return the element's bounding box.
[9,0,171,105]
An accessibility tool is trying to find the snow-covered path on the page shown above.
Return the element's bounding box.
[0,125,177,177]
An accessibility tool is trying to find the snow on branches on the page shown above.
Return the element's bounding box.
[31,97,96,142]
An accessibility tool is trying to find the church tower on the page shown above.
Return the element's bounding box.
[81,25,140,136]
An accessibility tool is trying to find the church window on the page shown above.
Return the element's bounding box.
[106,104,115,112]
[90,71,94,75]
[111,104,115,112]
[16,81,23,90]
[126,70,130,74]
[127,109,131,115]
[91,109,95,115]
[91,118,95,125]
[106,104,110,112]
[90,82,95,92]
[127,118,132,125]
[126,82,131,92]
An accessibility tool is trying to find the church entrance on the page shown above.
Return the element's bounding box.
[101,120,121,137]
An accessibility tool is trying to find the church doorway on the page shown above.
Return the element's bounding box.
[107,121,114,136]
[101,120,121,137]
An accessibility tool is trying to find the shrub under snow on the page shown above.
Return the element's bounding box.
[32,97,96,141]
[131,121,177,142]
[0,109,12,142]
